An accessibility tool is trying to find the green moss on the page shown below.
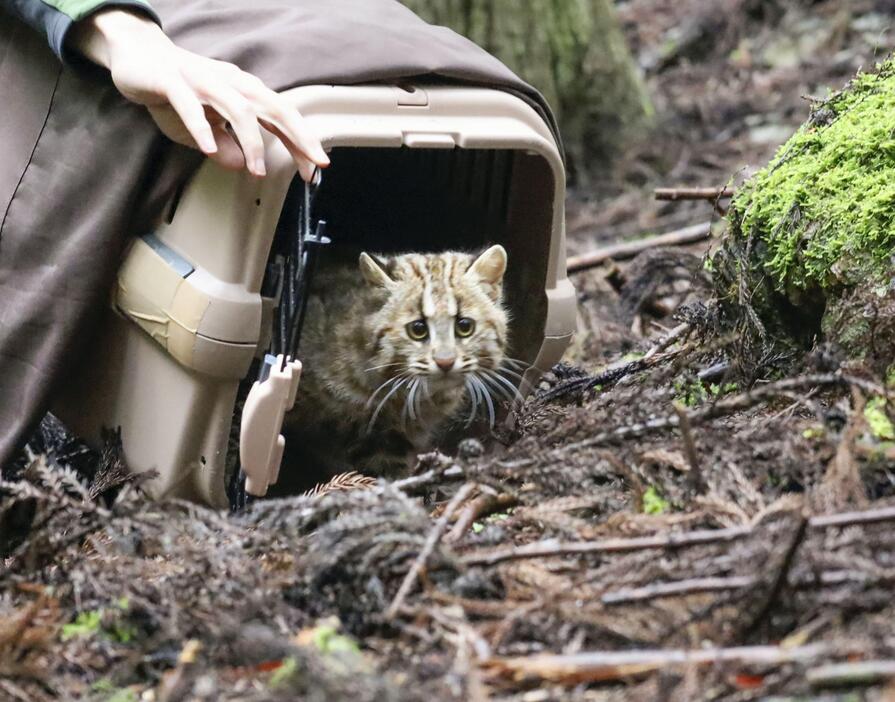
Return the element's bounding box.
[864,397,895,440]
[269,657,298,689]
[642,486,668,515]
[61,600,138,644]
[802,426,825,440]
[673,378,708,407]
[730,59,895,294]
[61,610,102,640]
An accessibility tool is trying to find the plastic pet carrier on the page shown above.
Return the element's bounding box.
[55,84,576,508]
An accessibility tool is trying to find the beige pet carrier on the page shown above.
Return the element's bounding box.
[55,84,576,508]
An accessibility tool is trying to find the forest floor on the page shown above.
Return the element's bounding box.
[4,1,895,701]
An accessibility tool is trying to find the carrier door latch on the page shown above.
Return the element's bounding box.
[396,85,428,107]
[240,353,302,497]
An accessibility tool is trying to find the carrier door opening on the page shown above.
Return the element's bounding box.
[268,146,555,366]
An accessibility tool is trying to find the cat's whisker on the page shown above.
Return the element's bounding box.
[480,370,519,403]
[501,357,530,371]
[472,373,496,428]
[477,370,513,400]
[365,361,405,373]
[365,371,410,408]
[493,368,524,384]
[399,378,417,431]
[464,376,479,426]
[411,377,426,421]
[495,363,525,380]
[484,369,523,401]
[368,376,411,432]
[407,378,420,422]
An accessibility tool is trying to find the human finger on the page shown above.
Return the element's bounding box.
[232,73,329,169]
[206,123,246,171]
[194,78,267,176]
[164,77,218,154]
[260,119,317,182]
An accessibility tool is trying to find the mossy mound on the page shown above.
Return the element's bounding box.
[713,57,895,372]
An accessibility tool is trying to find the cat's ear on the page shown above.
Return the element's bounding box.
[359,252,395,289]
[466,245,507,285]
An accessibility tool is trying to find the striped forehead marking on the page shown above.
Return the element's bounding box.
[415,254,459,319]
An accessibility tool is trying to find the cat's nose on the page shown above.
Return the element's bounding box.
[434,354,456,372]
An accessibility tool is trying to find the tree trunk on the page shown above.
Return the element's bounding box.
[400,0,653,181]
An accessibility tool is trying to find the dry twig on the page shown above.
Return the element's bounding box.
[654,187,735,201]
[386,482,475,619]
[461,524,753,567]
[483,643,831,685]
[447,491,518,543]
[567,222,712,273]
[462,502,895,568]
[806,660,895,687]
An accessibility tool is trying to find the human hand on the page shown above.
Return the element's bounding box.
[69,9,329,180]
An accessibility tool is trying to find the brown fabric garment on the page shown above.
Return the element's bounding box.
[0,0,559,468]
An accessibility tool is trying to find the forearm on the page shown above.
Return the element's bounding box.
[0,0,159,60]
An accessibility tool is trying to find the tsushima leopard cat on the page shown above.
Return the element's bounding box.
[282,245,521,480]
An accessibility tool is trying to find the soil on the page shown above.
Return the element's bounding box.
[4,1,895,701]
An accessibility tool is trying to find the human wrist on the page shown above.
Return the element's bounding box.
[68,8,167,69]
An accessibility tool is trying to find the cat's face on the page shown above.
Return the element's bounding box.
[360,246,511,399]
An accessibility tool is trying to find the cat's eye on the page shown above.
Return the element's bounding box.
[455,317,476,337]
[406,319,429,341]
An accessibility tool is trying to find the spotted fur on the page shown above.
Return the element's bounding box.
[283,246,515,479]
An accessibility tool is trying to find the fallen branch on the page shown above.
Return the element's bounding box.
[809,504,895,529]
[566,222,712,274]
[673,402,704,490]
[461,524,753,567]
[393,462,464,493]
[806,661,895,687]
[655,187,735,202]
[385,482,475,619]
[461,501,895,568]
[482,643,829,684]
[514,373,847,470]
[447,491,518,543]
[537,322,692,404]
[599,566,895,606]
[601,575,757,605]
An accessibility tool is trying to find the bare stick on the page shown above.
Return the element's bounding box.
[644,322,691,361]
[603,567,895,606]
[655,187,735,202]
[525,373,846,468]
[601,576,757,605]
[806,661,895,687]
[392,464,465,493]
[447,492,518,543]
[386,482,475,619]
[482,644,830,684]
[537,322,691,405]
[809,504,895,529]
[743,512,808,638]
[673,403,704,491]
[461,524,754,567]
[567,222,711,274]
[462,501,895,568]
